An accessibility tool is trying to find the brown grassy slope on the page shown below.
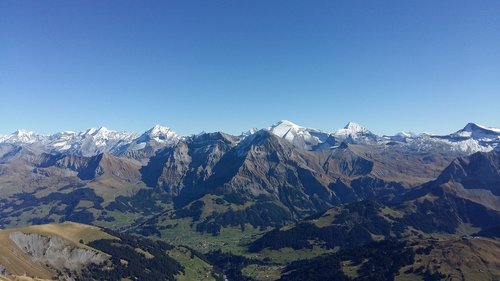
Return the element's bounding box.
[398,237,500,281]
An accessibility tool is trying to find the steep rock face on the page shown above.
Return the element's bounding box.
[9,232,107,272]
[150,132,239,200]
[156,141,191,197]
[50,154,103,180]
[322,143,374,177]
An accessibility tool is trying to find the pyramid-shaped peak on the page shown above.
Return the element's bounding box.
[461,123,500,134]
[335,122,371,135]
[138,124,179,144]
[344,122,368,132]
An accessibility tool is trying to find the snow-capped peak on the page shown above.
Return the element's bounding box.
[268,120,325,139]
[273,119,301,128]
[330,122,379,145]
[0,129,44,144]
[268,120,305,138]
[462,123,500,134]
[335,122,371,136]
[14,129,35,137]
[148,124,174,136]
[452,123,500,140]
[139,124,179,144]
[268,120,328,149]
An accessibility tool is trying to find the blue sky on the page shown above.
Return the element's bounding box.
[1,1,499,136]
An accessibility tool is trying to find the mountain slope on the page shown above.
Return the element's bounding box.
[251,151,500,253]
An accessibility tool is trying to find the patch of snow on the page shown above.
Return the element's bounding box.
[60,144,72,150]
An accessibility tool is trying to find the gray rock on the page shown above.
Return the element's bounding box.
[9,232,107,272]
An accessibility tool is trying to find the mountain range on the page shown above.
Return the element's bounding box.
[0,120,499,230]
[0,120,499,280]
[1,121,499,157]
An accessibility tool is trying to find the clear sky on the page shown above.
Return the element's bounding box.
[1,0,499,136]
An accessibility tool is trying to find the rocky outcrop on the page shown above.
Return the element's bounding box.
[9,232,107,272]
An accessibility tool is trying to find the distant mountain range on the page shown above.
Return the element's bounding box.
[1,121,499,157]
